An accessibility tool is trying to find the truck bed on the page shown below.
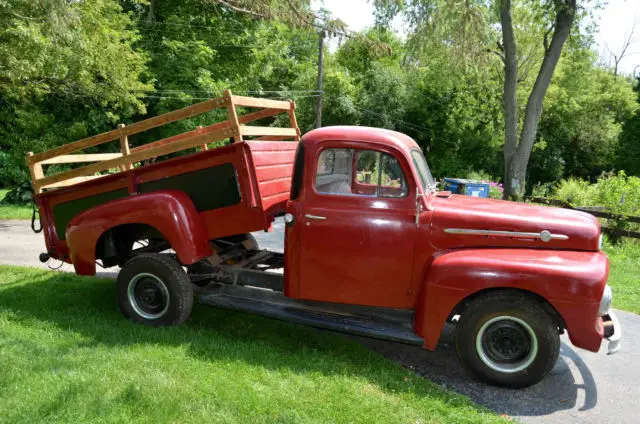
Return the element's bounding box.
[27,90,299,263]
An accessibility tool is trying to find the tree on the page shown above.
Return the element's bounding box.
[498,0,577,199]
[602,19,637,77]
[374,0,579,199]
[0,0,151,186]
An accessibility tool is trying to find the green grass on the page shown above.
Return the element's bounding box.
[605,239,640,314]
[0,189,32,220]
[0,265,501,424]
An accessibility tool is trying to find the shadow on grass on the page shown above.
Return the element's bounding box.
[0,271,475,408]
[0,269,599,419]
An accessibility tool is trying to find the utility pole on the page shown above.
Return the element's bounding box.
[315,31,325,129]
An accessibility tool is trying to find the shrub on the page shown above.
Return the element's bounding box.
[547,172,640,244]
[1,182,33,205]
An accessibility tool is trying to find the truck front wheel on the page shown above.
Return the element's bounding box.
[117,253,193,326]
[455,292,560,388]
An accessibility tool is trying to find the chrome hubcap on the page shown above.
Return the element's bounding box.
[127,273,170,319]
[476,316,538,373]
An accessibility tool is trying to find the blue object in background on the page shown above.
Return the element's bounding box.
[442,178,490,198]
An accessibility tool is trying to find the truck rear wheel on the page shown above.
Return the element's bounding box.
[455,292,560,388]
[117,253,193,326]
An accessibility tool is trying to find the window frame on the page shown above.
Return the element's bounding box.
[312,144,411,200]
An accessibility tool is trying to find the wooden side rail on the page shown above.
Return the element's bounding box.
[26,89,301,193]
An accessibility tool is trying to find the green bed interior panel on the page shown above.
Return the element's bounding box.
[51,164,241,240]
[139,163,241,212]
[52,188,129,240]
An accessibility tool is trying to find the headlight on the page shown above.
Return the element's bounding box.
[599,285,612,316]
[598,233,604,250]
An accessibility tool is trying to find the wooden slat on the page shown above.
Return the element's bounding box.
[123,96,226,138]
[40,153,123,165]
[118,123,132,171]
[225,90,242,143]
[231,95,291,110]
[130,108,285,154]
[238,108,283,125]
[28,96,226,165]
[28,130,121,166]
[41,175,104,190]
[240,126,298,137]
[26,152,44,193]
[131,119,233,154]
[254,135,296,141]
[287,100,301,141]
[37,127,235,190]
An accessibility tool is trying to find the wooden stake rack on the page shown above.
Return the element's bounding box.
[26,89,301,193]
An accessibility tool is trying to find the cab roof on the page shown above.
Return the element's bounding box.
[301,126,421,154]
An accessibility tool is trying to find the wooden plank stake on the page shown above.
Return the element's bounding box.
[224,89,242,143]
[197,126,208,151]
[26,152,44,194]
[118,123,132,171]
[288,100,301,141]
[240,126,298,137]
[36,127,235,189]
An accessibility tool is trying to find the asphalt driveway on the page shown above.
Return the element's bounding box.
[0,218,637,423]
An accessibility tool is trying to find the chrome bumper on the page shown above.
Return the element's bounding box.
[603,311,621,355]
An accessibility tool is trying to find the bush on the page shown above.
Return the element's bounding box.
[550,178,597,207]
[0,182,33,205]
[549,172,640,216]
[547,172,640,243]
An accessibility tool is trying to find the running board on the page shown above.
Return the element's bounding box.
[196,284,424,346]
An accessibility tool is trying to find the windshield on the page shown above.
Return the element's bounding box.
[410,150,436,192]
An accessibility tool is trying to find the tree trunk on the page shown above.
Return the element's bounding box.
[499,0,519,198]
[502,0,576,200]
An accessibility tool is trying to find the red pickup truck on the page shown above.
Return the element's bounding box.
[28,91,620,388]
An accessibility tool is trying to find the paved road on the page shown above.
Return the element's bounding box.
[1,218,637,423]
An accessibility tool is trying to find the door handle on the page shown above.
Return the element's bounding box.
[305,214,326,220]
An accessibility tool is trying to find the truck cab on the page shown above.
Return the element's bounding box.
[284,126,427,308]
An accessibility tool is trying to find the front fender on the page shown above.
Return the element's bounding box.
[414,248,609,352]
[66,190,212,275]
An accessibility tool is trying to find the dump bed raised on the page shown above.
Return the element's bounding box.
[28,90,299,271]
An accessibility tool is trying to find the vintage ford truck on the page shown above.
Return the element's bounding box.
[27,90,620,388]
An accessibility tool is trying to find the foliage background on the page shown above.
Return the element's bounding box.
[0,0,639,201]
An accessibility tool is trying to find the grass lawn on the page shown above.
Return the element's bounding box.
[605,239,640,314]
[0,189,32,220]
[0,265,501,424]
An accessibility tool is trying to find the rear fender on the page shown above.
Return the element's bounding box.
[414,249,609,352]
[66,190,212,275]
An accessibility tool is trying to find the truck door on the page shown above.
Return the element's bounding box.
[296,145,418,309]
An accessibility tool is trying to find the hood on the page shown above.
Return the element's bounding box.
[429,194,601,251]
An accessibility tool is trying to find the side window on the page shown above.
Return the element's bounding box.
[379,154,408,198]
[315,149,354,195]
[315,148,408,198]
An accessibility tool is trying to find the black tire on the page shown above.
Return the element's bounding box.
[117,253,193,326]
[455,291,560,388]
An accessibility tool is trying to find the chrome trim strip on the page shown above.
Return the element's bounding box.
[305,214,326,220]
[444,228,569,241]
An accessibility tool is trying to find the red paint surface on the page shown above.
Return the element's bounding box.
[35,141,295,272]
[34,125,610,354]
[285,126,608,353]
[66,191,212,275]
[413,248,608,351]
